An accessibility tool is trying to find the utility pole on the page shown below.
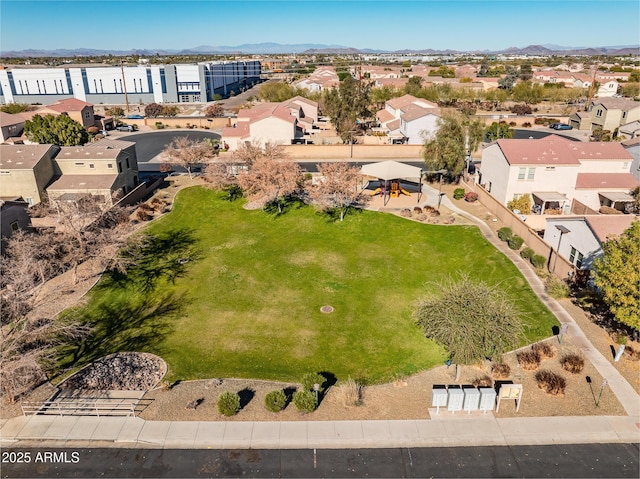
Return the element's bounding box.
[585,58,599,111]
[120,60,130,113]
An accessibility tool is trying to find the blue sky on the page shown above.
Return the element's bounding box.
[1,0,638,52]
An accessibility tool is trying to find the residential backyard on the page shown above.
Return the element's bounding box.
[58,186,559,385]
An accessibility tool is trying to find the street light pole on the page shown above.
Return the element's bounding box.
[552,225,570,273]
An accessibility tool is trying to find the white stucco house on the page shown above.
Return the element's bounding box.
[480,135,639,214]
[543,216,638,270]
[375,94,440,145]
[222,97,318,150]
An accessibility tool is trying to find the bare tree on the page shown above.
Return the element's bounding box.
[236,143,301,212]
[232,141,265,168]
[309,162,368,221]
[161,136,219,179]
[47,195,133,284]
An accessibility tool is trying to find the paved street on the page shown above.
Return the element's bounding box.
[2,444,638,478]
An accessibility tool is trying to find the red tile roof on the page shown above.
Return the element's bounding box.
[585,216,639,243]
[497,136,633,166]
[45,98,93,113]
[575,173,640,189]
[222,122,250,138]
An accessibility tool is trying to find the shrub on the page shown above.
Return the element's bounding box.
[509,121,517,127]
[301,372,325,392]
[453,188,466,200]
[545,276,570,299]
[413,206,423,214]
[520,247,535,260]
[338,377,363,406]
[535,370,566,396]
[531,254,546,269]
[497,227,513,242]
[135,209,151,221]
[560,353,585,374]
[293,390,316,413]
[472,375,492,387]
[517,349,541,370]
[532,342,556,360]
[264,389,287,412]
[400,208,412,217]
[507,195,532,214]
[416,213,428,222]
[464,192,478,202]
[510,104,532,115]
[491,363,511,380]
[508,235,524,250]
[217,391,240,416]
[599,206,623,215]
[522,122,532,127]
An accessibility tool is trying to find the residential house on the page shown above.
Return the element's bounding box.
[543,216,638,270]
[37,98,97,129]
[46,141,139,204]
[618,120,640,140]
[0,144,58,205]
[479,136,638,213]
[0,112,25,142]
[586,98,640,132]
[375,94,440,145]
[222,98,319,149]
[295,67,339,92]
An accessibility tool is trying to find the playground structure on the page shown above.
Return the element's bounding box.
[370,180,412,198]
[360,161,424,206]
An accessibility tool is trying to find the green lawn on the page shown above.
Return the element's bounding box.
[60,186,558,384]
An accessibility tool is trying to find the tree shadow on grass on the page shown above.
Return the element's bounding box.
[263,196,306,217]
[104,228,200,293]
[56,289,188,376]
[315,205,364,223]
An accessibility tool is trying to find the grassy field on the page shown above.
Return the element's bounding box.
[60,186,558,384]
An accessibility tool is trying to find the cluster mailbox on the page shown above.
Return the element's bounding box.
[431,386,499,414]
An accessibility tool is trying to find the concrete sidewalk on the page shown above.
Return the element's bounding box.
[1,414,638,449]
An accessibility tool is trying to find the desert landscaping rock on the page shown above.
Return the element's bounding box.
[61,352,166,391]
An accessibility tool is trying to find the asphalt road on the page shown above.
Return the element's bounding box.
[2,444,638,478]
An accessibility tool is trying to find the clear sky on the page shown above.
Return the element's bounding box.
[1,0,638,52]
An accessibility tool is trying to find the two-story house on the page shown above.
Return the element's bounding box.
[480,136,639,213]
[46,140,139,205]
[0,144,58,205]
[375,94,440,145]
[37,98,97,129]
[570,98,640,132]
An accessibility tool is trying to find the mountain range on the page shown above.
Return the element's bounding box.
[1,43,638,57]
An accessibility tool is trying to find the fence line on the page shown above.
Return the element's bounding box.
[461,179,575,280]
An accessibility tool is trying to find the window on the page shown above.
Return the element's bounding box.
[74,162,85,167]
[125,158,130,169]
[10,221,19,232]
[108,163,113,169]
[0,170,10,175]
[518,168,526,180]
[545,166,555,171]
[89,164,95,169]
[569,246,584,269]
[623,162,628,170]
[622,111,627,119]
[527,168,535,180]
[596,109,603,118]
[117,162,122,173]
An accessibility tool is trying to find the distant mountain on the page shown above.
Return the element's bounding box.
[1,43,638,57]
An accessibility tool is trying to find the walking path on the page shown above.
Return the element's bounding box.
[1,184,638,450]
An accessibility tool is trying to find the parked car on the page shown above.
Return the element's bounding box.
[549,123,573,130]
[126,114,145,119]
[98,130,109,136]
[116,125,134,132]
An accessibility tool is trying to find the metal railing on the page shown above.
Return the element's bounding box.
[21,400,136,417]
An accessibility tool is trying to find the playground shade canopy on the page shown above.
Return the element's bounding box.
[360,160,422,181]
